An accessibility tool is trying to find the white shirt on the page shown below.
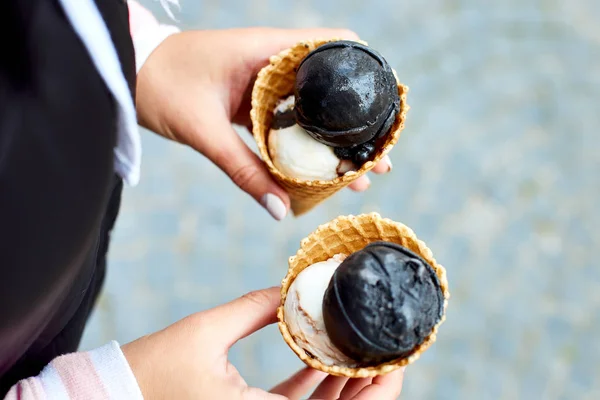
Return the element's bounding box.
[56,0,180,186]
[8,2,181,398]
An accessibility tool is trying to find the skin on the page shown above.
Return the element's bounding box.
[125,28,402,398]
[136,27,392,219]
[122,287,405,400]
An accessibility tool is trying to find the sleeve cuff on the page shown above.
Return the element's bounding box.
[86,341,144,400]
[132,24,181,74]
[128,0,181,74]
[3,341,143,399]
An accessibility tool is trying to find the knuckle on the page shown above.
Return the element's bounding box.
[183,312,210,334]
[339,29,360,40]
[240,289,271,307]
[229,163,261,192]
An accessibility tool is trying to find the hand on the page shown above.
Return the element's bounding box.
[272,367,405,400]
[136,28,394,221]
[122,286,405,400]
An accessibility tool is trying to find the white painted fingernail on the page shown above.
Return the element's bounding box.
[261,193,287,221]
[384,155,393,172]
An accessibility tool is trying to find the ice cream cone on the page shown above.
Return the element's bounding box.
[250,38,409,216]
[277,212,450,377]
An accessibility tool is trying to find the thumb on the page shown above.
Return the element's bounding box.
[204,286,282,350]
[190,104,290,221]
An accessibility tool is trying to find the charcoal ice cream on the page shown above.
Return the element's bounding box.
[323,242,445,366]
[268,97,355,181]
[283,241,444,367]
[268,41,400,181]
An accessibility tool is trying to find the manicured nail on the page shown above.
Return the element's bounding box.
[384,155,393,172]
[261,193,287,221]
[363,175,371,187]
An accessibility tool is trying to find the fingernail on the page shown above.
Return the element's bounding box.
[363,175,371,187]
[261,193,287,221]
[384,155,393,172]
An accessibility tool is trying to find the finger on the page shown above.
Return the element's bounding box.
[272,27,360,44]
[338,378,372,399]
[270,367,327,400]
[192,104,290,221]
[204,286,281,349]
[351,368,405,400]
[348,176,371,192]
[371,155,393,175]
[308,375,349,399]
[242,28,360,75]
[232,27,360,129]
[243,386,288,400]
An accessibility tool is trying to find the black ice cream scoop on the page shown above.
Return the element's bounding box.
[294,41,401,164]
[322,241,445,366]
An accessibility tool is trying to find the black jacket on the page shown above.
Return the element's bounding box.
[0,0,136,393]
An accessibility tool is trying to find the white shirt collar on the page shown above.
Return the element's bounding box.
[56,0,142,186]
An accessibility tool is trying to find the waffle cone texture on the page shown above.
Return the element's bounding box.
[277,213,450,377]
[250,38,410,216]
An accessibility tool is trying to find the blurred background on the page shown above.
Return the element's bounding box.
[80,0,599,398]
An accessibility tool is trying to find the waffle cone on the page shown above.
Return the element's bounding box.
[251,39,410,216]
[277,213,450,377]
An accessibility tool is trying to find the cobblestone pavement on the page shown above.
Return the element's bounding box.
[80,1,600,398]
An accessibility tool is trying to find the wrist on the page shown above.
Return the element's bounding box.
[121,338,153,399]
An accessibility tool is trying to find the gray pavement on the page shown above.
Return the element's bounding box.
[80,1,600,398]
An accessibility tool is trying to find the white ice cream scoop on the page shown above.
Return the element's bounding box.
[268,96,356,182]
[268,125,341,181]
[283,254,358,367]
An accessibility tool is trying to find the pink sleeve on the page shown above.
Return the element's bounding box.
[127,0,181,73]
[3,341,143,400]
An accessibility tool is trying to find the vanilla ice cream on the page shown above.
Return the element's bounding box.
[283,254,358,367]
[265,41,401,183]
[268,96,356,182]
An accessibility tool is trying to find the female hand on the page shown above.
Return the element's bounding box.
[122,286,404,399]
[136,28,394,221]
